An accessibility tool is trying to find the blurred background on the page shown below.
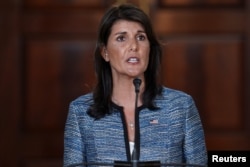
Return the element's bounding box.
[1,0,250,166]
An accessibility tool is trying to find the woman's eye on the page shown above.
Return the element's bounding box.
[137,34,146,41]
[116,36,125,41]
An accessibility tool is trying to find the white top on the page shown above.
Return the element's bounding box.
[129,142,134,155]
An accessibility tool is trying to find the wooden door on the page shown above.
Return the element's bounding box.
[1,0,250,167]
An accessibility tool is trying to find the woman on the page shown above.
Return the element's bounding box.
[64,3,207,167]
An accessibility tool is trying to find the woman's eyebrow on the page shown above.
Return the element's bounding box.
[114,30,146,36]
[114,31,127,36]
[137,30,146,33]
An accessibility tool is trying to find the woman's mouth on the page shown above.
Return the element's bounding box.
[127,57,139,63]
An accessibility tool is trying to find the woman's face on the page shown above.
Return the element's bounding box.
[102,20,150,79]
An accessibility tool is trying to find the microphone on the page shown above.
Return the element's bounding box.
[133,78,141,93]
[131,78,142,167]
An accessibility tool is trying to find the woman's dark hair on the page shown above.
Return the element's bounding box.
[87,3,162,119]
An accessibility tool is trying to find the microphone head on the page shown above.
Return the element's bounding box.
[133,78,141,93]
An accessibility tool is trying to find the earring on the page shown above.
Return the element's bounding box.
[104,52,109,62]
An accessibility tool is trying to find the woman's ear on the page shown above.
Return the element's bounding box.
[101,47,109,62]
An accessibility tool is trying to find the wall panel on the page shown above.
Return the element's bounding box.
[19,39,96,166]
[22,11,103,35]
[23,39,96,132]
[161,35,246,149]
[23,0,105,8]
[154,9,244,34]
[159,0,244,6]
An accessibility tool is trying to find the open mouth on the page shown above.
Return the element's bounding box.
[127,57,139,63]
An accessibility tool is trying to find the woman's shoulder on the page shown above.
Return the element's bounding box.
[69,93,93,110]
[161,86,191,98]
[156,86,194,106]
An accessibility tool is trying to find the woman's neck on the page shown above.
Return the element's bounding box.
[112,77,144,108]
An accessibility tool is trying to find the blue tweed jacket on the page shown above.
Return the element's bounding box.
[64,87,207,167]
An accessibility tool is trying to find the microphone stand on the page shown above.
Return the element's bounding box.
[131,78,142,167]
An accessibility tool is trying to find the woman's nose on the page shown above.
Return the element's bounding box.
[129,39,138,52]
